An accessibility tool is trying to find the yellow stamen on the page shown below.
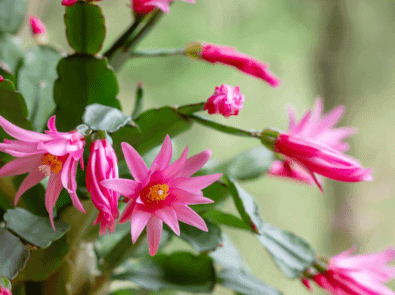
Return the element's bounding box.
[41,154,63,174]
[144,184,169,202]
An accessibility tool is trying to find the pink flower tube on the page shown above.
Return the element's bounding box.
[204,84,244,118]
[0,287,12,295]
[101,135,222,256]
[29,16,48,45]
[186,42,280,87]
[305,247,395,295]
[0,116,86,229]
[132,0,195,15]
[86,139,119,235]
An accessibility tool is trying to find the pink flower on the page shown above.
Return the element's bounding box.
[0,116,86,229]
[0,76,3,82]
[100,135,222,256]
[132,0,195,15]
[29,16,46,35]
[62,0,102,7]
[0,287,12,295]
[186,42,280,87]
[266,98,372,191]
[307,247,395,295]
[86,139,119,235]
[204,84,244,118]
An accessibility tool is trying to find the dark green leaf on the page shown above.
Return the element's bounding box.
[190,181,230,213]
[257,223,315,279]
[113,252,216,293]
[111,124,142,161]
[0,192,12,211]
[0,0,27,34]
[65,2,105,54]
[134,106,192,155]
[176,102,205,116]
[204,209,251,231]
[18,45,62,132]
[218,269,282,295]
[0,35,24,74]
[226,146,276,181]
[175,219,222,253]
[0,228,30,279]
[132,82,144,120]
[224,175,264,234]
[54,54,121,131]
[83,103,131,133]
[4,207,70,248]
[13,175,47,217]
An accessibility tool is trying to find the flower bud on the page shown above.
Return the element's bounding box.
[132,0,195,16]
[61,0,78,7]
[0,76,3,82]
[204,84,244,118]
[29,16,48,45]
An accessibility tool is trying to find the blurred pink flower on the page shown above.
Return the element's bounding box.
[0,116,86,229]
[269,98,372,191]
[0,76,3,82]
[101,135,221,256]
[204,84,244,118]
[307,247,395,295]
[62,0,102,6]
[29,16,46,35]
[132,0,195,15]
[86,139,119,235]
[0,287,11,295]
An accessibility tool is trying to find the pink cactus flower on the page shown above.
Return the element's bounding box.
[186,42,280,87]
[0,287,12,295]
[132,0,195,15]
[0,76,3,82]
[29,16,46,35]
[0,116,86,229]
[306,247,395,295]
[267,98,372,191]
[100,135,222,256]
[86,139,119,235]
[204,84,244,118]
[62,0,102,7]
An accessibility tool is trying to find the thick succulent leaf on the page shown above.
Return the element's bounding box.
[203,209,251,231]
[18,45,62,132]
[0,228,30,279]
[65,2,105,54]
[134,106,192,155]
[113,252,216,293]
[0,0,27,34]
[176,102,205,116]
[257,223,315,279]
[54,54,121,131]
[111,124,142,161]
[4,207,70,248]
[224,175,264,234]
[0,35,24,74]
[190,181,230,213]
[226,146,276,180]
[218,269,282,295]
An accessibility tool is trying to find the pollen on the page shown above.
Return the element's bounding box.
[41,154,63,174]
[143,184,169,203]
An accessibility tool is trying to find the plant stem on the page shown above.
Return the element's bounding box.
[130,48,186,58]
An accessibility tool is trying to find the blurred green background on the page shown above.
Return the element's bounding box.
[18,0,395,294]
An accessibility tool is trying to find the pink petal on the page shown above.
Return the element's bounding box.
[155,206,180,236]
[173,204,208,231]
[170,173,222,192]
[163,146,188,179]
[147,215,163,256]
[61,157,85,213]
[130,204,152,243]
[177,149,212,178]
[41,138,69,156]
[286,105,297,132]
[121,142,148,182]
[170,188,214,205]
[119,199,136,223]
[332,248,395,270]
[15,168,47,205]
[45,174,64,230]
[0,140,39,154]
[0,115,53,142]
[0,154,42,177]
[151,135,172,171]
[146,0,171,13]
[100,178,141,198]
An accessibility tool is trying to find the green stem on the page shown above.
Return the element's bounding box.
[176,102,206,115]
[130,48,186,58]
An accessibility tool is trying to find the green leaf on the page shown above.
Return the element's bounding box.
[134,106,192,155]
[218,269,282,295]
[132,82,144,120]
[17,45,62,132]
[226,146,276,181]
[0,276,11,290]
[0,228,30,279]
[204,209,251,231]
[0,0,27,34]
[0,79,32,141]
[113,252,216,293]
[83,103,132,132]
[111,124,142,161]
[54,54,121,131]
[257,223,315,279]
[65,2,105,54]
[0,35,24,74]
[176,102,205,116]
[174,219,223,253]
[13,175,47,217]
[190,181,230,213]
[224,175,264,234]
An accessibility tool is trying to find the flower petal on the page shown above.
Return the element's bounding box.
[101,178,141,198]
[119,199,136,223]
[121,142,148,182]
[163,146,188,179]
[0,154,42,177]
[147,215,163,256]
[177,149,212,178]
[172,204,208,231]
[170,188,214,205]
[130,204,151,243]
[170,173,222,192]
[155,206,180,236]
[45,174,63,230]
[0,115,53,142]
[15,168,46,205]
[151,135,172,171]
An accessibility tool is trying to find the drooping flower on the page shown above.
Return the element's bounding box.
[0,287,11,295]
[29,16,48,45]
[0,116,86,229]
[185,42,280,87]
[263,98,372,191]
[132,0,195,15]
[303,247,395,295]
[101,135,222,256]
[86,138,119,235]
[204,84,244,118]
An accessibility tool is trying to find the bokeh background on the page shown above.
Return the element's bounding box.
[18,0,395,294]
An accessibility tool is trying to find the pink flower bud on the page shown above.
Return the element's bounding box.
[62,0,78,6]
[132,0,195,15]
[186,42,281,87]
[0,76,3,82]
[204,84,244,118]
[29,16,48,45]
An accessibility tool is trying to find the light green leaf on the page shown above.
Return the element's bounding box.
[204,209,251,231]
[0,35,24,74]
[0,0,27,34]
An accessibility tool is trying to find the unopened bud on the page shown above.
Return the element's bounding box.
[29,16,49,45]
[261,128,280,151]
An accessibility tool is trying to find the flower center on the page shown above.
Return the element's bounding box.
[39,153,63,176]
[142,184,169,203]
